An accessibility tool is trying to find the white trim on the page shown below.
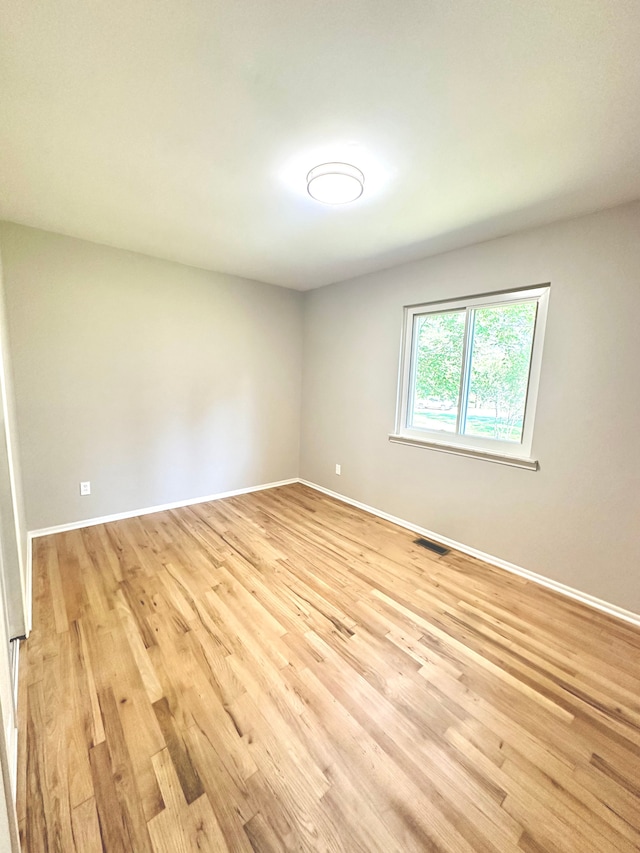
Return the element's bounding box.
[25,478,296,641]
[9,641,19,799]
[25,537,32,636]
[10,642,18,719]
[388,434,538,470]
[299,479,640,629]
[7,725,17,801]
[6,646,17,797]
[28,478,299,539]
[396,284,550,460]
[0,314,28,636]
[26,475,640,630]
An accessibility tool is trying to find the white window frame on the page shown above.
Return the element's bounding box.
[390,285,550,470]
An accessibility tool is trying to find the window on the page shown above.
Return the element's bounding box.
[391,286,549,469]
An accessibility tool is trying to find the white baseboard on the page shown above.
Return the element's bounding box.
[28,478,299,540]
[25,478,295,643]
[25,476,640,630]
[299,479,640,629]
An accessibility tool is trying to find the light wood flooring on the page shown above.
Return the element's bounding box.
[17,483,640,851]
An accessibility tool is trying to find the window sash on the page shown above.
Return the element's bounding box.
[396,285,549,459]
[406,307,465,434]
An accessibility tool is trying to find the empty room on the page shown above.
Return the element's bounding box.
[0,0,639,850]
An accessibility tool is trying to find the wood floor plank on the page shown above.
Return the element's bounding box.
[182,723,257,849]
[70,797,103,853]
[147,748,229,853]
[18,482,640,851]
[152,697,204,805]
[97,685,158,848]
[89,740,129,853]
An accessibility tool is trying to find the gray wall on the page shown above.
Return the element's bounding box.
[300,202,640,613]
[0,223,303,530]
[2,205,640,615]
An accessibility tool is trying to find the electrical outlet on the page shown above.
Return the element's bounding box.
[335,464,341,475]
[80,481,91,496]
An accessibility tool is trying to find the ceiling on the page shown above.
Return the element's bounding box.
[1,1,639,290]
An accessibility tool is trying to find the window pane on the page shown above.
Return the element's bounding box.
[409,310,465,433]
[463,301,537,442]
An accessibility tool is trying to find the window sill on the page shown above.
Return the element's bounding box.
[388,434,538,470]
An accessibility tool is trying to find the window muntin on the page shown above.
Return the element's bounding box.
[396,286,549,461]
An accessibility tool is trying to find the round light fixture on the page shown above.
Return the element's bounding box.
[306,162,364,204]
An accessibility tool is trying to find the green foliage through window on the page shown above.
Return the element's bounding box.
[409,300,538,443]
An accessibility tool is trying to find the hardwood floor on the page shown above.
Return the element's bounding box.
[17,483,640,852]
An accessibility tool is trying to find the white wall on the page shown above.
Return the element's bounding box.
[300,201,640,614]
[0,223,303,531]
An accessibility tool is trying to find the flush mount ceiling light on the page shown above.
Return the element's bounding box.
[306,162,364,204]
